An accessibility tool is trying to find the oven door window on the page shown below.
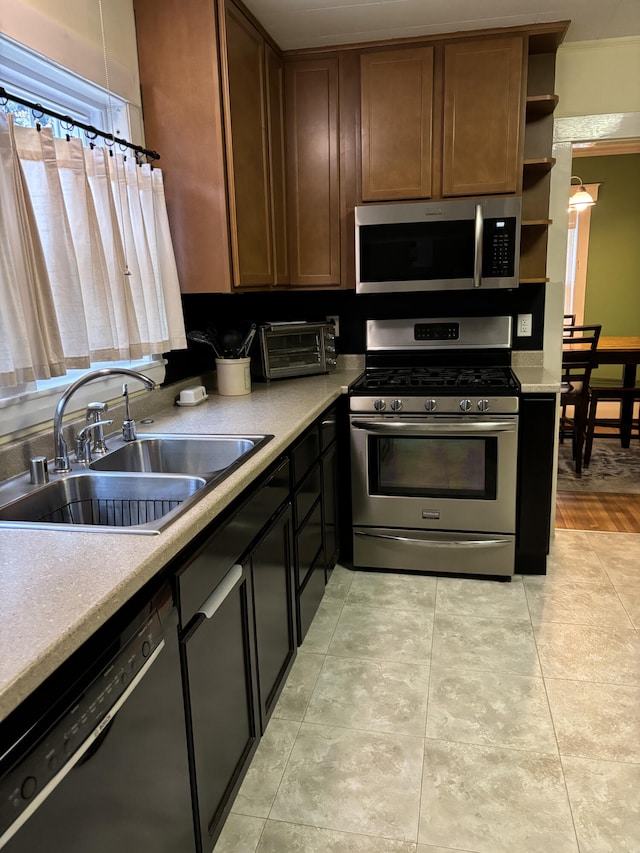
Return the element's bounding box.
[368,435,497,499]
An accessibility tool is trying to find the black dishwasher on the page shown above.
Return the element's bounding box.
[0,581,196,853]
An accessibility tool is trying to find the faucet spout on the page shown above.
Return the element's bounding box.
[53,368,156,472]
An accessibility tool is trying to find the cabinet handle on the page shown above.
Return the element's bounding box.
[197,564,243,620]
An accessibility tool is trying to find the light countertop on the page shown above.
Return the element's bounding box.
[0,360,559,724]
[512,365,560,394]
[0,369,362,724]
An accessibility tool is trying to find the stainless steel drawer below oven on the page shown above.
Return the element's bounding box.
[353,527,515,578]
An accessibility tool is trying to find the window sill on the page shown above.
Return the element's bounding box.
[0,360,167,446]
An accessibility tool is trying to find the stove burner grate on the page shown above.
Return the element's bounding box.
[354,366,518,393]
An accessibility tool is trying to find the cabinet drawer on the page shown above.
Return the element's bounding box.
[177,458,290,625]
[297,556,326,643]
[319,408,337,449]
[181,563,259,849]
[295,498,323,586]
[294,462,321,527]
[291,426,320,485]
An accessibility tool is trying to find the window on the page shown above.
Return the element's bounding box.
[1,36,185,440]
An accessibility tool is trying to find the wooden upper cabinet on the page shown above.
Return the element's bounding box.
[360,47,434,201]
[285,57,340,287]
[223,2,275,287]
[442,36,524,197]
[265,45,289,286]
[133,0,232,293]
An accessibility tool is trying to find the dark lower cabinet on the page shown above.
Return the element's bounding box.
[298,555,327,639]
[175,457,293,850]
[322,440,339,577]
[180,561,259,852]
[516,393,556,574]
[291,402,341,643]
[250,502,296,730]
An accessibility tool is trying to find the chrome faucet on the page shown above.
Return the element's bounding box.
[121,384,137,442]
[85,401,110,454]
[75,418,114,465]
[53,368,156,473]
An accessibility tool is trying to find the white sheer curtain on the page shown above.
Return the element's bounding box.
[0,112,66,385]
[0,112,186,386]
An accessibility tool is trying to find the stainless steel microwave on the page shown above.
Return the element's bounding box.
[355,196,521,294]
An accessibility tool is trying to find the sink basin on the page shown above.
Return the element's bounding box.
[0,433,273,533]
[0,473,207,534]
[0,433,273,534]
[90,433,270,478]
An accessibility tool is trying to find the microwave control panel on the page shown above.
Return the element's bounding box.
[482,217,517,278]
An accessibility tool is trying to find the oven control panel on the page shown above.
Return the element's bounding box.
[351,396,519,415]
[414,323,459,341]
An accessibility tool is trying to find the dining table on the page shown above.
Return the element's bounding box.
[563,335,640,447]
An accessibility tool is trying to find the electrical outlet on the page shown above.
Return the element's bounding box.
[517,313,533,337]
[326,315,340,336]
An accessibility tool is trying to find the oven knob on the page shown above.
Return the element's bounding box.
[390,399,403,412]
[373,399,386,412]
[424,399,437,412]
[477,399,490,412]
[459,399,472,412]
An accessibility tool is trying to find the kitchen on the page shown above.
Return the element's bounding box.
[1,1,639,852]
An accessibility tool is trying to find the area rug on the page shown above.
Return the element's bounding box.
[557,438,640,493]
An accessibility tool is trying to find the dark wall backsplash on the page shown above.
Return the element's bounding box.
[165,286,545,383]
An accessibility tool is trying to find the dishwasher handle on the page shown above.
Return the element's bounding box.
[197,563,243,620]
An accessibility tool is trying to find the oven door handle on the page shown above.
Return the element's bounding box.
[351,420,517,434]
[474,202,483,288]
[355,530,512,548]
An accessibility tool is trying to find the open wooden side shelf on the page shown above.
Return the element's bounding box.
[526,94,559,118]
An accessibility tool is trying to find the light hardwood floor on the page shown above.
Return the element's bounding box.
[556,490,640,533]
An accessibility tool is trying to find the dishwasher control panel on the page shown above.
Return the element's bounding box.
[0,610,163,845]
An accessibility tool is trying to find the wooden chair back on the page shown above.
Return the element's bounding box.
[561,324,601,393]
[560,324,602,475]
[563,313,577,337]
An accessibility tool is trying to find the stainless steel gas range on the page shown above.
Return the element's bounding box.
[350,316,520,579]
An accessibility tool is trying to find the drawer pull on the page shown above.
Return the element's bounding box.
[197,563,242,619]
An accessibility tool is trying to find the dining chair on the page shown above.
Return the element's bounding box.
[560,324,602,476]
[584,384,640,467]
[562,314,577,337]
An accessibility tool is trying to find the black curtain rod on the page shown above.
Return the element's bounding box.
[0,85,160,162]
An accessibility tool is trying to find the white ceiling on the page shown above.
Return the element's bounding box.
[242,0,640,51]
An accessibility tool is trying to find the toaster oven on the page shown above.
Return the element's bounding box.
[253,321,337,381]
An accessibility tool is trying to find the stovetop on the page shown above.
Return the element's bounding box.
[350,317,520,414]
[351,365,519,396]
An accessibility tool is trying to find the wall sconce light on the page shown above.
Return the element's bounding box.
[569,176,596,211]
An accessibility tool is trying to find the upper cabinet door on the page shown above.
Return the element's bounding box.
[285,57,340,287]
[223,2,274,287]
[265,44,289,286]
[442,36,524,197]
[360,47,434,201]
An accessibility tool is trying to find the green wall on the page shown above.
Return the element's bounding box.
[574,152,640,380]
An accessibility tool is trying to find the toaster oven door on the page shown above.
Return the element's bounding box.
[258,324,334,380]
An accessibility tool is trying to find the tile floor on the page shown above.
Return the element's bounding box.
[214,528,640,853]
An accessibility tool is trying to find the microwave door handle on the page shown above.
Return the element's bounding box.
[473,203,483,288]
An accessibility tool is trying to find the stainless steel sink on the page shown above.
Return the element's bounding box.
[0,433,273,534]
[0,472,206,534]
[90,433,269,478]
